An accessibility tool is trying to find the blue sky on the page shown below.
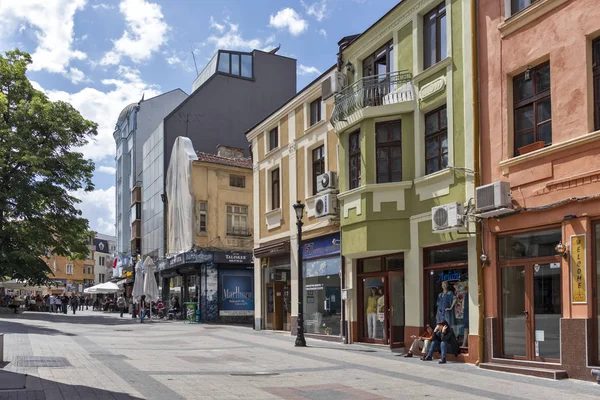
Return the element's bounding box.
[0,0,399,236]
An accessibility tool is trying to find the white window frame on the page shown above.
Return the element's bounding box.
[195,200,208,234]
[66,264,73,275]
[227,204,249,236]
[99,256,105,266]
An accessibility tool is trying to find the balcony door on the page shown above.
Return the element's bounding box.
[362,41,393,106]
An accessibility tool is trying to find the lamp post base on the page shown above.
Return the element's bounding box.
[295,334,307,347]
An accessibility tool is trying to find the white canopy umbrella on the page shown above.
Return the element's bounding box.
[132,260,144,302]
[84,281,119,294]
[143,257,159,320]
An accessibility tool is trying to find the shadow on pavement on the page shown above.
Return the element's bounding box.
[0,370,143,399]
[0,311,142,326]
[0,320,77,336]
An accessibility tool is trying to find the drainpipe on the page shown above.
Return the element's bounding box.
[472,0,485,367]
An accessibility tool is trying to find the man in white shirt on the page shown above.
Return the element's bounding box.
[49,295,55,313]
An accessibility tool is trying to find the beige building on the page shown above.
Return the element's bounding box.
[247,66,343,336]
[45,255,95,295]
[160,137,254,323]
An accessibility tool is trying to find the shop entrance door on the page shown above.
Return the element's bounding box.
[360,275,387,344]
[501,262,561,361]
[266,282,284,330]
[388,271,405,349]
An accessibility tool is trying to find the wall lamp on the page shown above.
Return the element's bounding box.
[524,65,532,81]
[480,253,489,266]
[555,241,568,259]
[345,60,355,74]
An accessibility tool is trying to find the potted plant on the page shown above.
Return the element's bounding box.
[518,141,545,155]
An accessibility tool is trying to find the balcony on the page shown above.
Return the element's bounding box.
[331,70,414,128]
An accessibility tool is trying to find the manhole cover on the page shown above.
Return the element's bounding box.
[14,356,72,368]
[230,372,279,376]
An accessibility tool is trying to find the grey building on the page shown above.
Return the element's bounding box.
[113,89,188,261]
[142,48,296,259]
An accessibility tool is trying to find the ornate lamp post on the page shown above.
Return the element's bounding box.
[293,200,307,347]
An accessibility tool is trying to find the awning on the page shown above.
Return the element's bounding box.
[116,279,128,287]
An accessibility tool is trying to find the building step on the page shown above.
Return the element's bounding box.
[480,362,568,380]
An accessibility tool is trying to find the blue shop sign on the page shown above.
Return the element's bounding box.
[302,233,340,260]
[435,269,463,283]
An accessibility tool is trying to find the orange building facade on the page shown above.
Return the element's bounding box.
[478,0,600,380]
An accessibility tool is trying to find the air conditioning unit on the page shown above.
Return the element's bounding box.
[476,181,512,212]
[317,171,337,193]
[315,193,338,218]
[321,71,347,100]
[432,202,464,232]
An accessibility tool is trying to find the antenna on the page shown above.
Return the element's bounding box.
[190,42,199,75]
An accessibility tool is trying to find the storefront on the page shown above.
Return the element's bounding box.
[254,240,291,331]
[356,253,404,348]
[302,233,341,337]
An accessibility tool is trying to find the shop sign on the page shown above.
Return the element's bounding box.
[254,241,290,258]
[184,251,213,264]
[156,259,167,271]
[570,234,587,304]
[302,233,340,260]
[168,254,184,267]
[94,239,109,253]
[219,269,253,316]
[214,252,253,264]
[435,269,462,283]
[305,283,324,291]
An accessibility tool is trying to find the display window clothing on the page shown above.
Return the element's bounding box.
[436,288,456,325]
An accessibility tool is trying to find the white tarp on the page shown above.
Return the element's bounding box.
[132,261,144,302]
[84,281,119,294]
[143,257,159,303]
[166,136,198,255]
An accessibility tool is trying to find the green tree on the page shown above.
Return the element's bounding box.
[0,50,97,285]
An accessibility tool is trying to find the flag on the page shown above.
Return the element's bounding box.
[112,257,118,269]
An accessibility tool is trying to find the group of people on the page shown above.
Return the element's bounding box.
[47,294,90,314]
[404,320,461,364]
[134,295,181,323]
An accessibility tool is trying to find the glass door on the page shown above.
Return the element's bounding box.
[501,266,528,358]
[533,263,561,361]
[388,271,404,349]
[361,275,387,343]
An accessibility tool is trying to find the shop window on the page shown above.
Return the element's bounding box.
[423,2,447,69]
[195,201,207,233]
[513,62,551,155]
[348,130,361,190]
[303,257,341,335]
[312,145,325,195]
[425,106,448,175]
[376,120,402,183]
[426,245,468,264]
[227,205,249,236]
[498,228,561,260]
[593,38,600,131]
[310,97,322,126]
[359,254,404,273]
[362,276,386,340]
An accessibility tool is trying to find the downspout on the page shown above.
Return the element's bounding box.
[471,0,485,366]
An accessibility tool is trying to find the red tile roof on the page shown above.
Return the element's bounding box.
[195,152,252,169]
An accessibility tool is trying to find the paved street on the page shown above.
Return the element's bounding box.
[0,311,598,400]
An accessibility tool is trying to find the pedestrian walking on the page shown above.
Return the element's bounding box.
[79,296,85,311]
[140,295,146,323]
[55,296,61,313]
[62,295,68,314]
[85,297,90,310]
[70,296,78,315]
[117,294,126,318]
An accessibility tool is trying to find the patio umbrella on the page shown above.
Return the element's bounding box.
[132,260,144,302]
[143,256,159,320]
[86,282,119,294]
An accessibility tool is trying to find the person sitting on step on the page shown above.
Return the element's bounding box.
[404,324,433,358]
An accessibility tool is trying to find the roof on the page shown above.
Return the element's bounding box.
[117,103,137,124]
[195,152,252,169]
[245,63,337,135]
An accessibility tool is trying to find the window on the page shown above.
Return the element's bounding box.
[312,145,325,195]
[269,127,279,151]
[303,256,341,335]
[594,38,600,131]
[310,98,322,126]
[195,201,207,233]
[271,169,280,210]
[425,106,448,174]
[498,228,561,260]
[99,273,105,283]
[98,256,105,266]
[348,131,361,190]
[230,175,246,188]
[241,55,253,78]
[513,63,551,155]
[511,0,540,16]
[363,40,393,77]
[423,3,447,69]
[362,41,394,106]
[227,205,249,236]
[66,264,73,275]
[217,51,253,78]
[376,120,402,183]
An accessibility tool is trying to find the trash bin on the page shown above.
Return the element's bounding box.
[184,302,197,323]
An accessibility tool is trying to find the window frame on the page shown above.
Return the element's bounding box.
[309,97,322,127]
[512,62,551,155]
[226,204,249,236]
[312,145,325,195]
[348,130,361,190]
[217,50,254,79]
[423,2,447,70]
[510,0,540,16]
[593,38,600,131]
[375,120,402,183]
[269,127,279,152]
[425,105,448,175]
[230,174,246,188]
[196,201,207,233]
[271,168,280,210]
[362,40,393,78]
[66,264,73,275]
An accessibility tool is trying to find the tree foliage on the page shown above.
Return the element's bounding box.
[0,49,97,285]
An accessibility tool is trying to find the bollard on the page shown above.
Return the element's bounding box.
[0,333,4,363]
[592,369,600,384]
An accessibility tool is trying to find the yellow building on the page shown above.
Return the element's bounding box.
[246,66,342,336]
[160,138,254,323]
[45,255,95,295]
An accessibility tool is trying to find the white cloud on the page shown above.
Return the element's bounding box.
[33,66,161,162]
[166,55,181,65]
[205,20,274,52]
[0,0,87,74]
[319,29,327,37]
[97,166,116,175]
[209,16,225,33]
[71,186,116,235]
[100,0,169,65]
[301,0,328,22]
[66,67,87,84]
[92,3,113,9]
[298,64,321,76]
[269,8,308,36]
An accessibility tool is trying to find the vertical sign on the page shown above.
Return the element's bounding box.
[570,234,587,304]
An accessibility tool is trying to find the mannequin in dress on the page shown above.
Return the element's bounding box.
[436,281,457,327]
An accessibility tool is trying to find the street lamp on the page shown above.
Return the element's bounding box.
[293,200,307,347]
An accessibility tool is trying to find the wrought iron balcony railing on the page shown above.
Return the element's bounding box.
[331,70,413,127]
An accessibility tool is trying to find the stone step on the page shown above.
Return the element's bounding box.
[480,362,568,380]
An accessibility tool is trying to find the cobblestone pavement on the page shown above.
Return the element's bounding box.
[1,310,599,399]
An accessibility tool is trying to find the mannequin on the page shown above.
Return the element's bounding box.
[366,287,379,339]
[436,281,457,327]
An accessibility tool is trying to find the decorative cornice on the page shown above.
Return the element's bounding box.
[498,0,569,38]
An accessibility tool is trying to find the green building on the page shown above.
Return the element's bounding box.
[329,0,479,362]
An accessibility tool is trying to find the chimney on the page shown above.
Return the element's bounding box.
[216,145,245,159]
